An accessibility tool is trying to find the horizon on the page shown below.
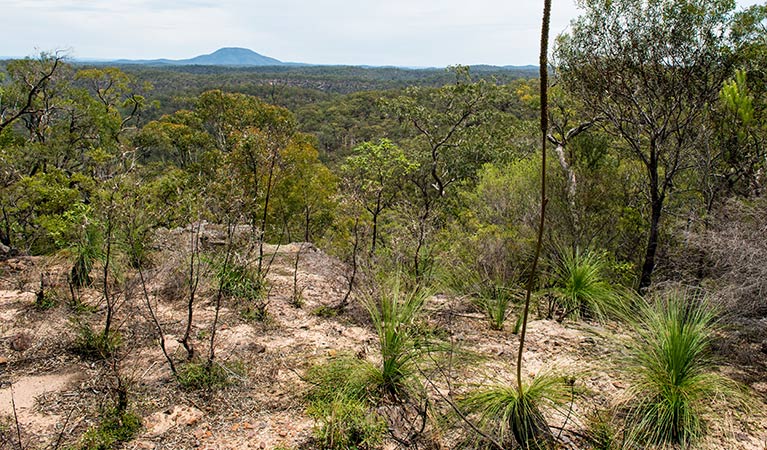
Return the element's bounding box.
[2,0,764,67]
[0,46,543,69]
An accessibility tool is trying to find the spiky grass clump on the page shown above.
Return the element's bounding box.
[305,356,389,449]
[461,374,569,449]
[70,223,103,288]
[176,360,245,390]
[80,407,141,450]
[306,278,434,447]
[362,276,431,401]
[439,264,517,331]
[622,290,744,447]
[550,248,620,322]
[475,287,516,331]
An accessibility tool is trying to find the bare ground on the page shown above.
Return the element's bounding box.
[0,228,765,449]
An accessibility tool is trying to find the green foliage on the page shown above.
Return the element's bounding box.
[34,289,58,310]
[312,305,340,318]
[217,261,264,299]
[549,248,621,322]
[477,288,515,331]
[176,360,245,390]
[79,408,141,450]
[439,264,518,331]
[213,259,267,320]
[583,410,620,450]
[460,374,570,449]
[308,395,387,449]
[721,69,754,129]
[71,321,121,359]
[305,277,435,447]
[619,290,745,447]
[69,215,103,288]
[305,356,387,449]
[440,159,542,289]
[362,276,431,401]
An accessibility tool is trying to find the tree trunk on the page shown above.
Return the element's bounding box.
[639,147,662,292]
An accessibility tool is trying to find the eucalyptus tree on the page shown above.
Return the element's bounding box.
[341,138,417,254]
[385,69,509,278]
[556,0,737,290]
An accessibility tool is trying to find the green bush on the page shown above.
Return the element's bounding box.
[305,356,386,449]
[71,322,121,359]
[474,286,516,331]
[309,396,386,449]
[620,290,745,447]
[35,288,58,310]
[583,409,620,450]
[216,260,264,300]
[361,277,431,401]
[549,248,621,322]
[176,360,245,390]
[214,259,269,321]
[460,374,570,450]
[79,408,141,450]
[305,277,435,447]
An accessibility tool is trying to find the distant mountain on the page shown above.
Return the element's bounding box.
[113,47,285,67]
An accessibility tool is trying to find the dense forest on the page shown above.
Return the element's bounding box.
[0,0,766,449]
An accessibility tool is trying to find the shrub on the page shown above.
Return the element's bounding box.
[439,263,518,331]
[214,259,269,321]
[79,408,141,450]
[474,286,516,331]
[305,356,386,449]
[176,360,245,390]
[620,290,745,447]
[460,373,570,450]
[309,396,386,449]
[305,277,434,446]
[549,248,621,322]
[216,260,264,301]
[35,288,58,310]
[70,221,103,289]
[583,409,620,450]
[71,322,121,359]
[361,276,431,401]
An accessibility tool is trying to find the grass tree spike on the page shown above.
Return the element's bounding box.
[508,0,553,447]
[516,0,551,394]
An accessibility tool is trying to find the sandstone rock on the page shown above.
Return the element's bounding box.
[144,405,204,436]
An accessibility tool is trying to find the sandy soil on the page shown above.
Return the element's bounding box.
[0,228,765,449]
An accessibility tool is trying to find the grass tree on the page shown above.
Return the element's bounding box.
[549,248,620,322]
[306,276,434,447]
[620,290,746,447]
[460,2,562,449]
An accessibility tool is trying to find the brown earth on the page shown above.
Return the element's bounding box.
[0,226,765,449]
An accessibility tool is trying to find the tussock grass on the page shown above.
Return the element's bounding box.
[550,248,622,322]
[460,373,570,449]
[620,290,747,447]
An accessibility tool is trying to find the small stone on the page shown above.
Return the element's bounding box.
[248,343,266,354]
[10,333,33,352]
[0,356,8,365]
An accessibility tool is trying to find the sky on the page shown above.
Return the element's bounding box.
[1,0,764,67]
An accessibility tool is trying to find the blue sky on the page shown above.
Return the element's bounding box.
[1,0,763,66]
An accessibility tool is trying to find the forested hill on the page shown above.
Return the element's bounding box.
[103,63,538,119]
[112,47,284,66]
[116,62,537,94]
